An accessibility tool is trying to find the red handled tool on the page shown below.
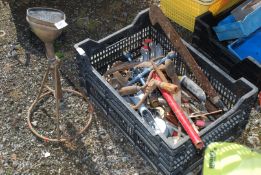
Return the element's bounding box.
[153,73,204,149]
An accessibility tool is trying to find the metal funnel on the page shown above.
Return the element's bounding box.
[26,7,67,59]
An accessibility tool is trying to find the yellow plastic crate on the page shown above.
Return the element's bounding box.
[160,0,241,31]
[160,0,215,31]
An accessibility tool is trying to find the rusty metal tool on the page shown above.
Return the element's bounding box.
[149,93,161,108]
[127,66,177,110]
[151,60,182,106]
[119,80,178,97]
[149,5,226,111]
[151,61,168,82]
[164,59,180,87]
[106,61,132,89]
[182,88,219,113]
[189,110,223,118]
[129,93,156,129]
[131,78,178,110]
[119,85,142,96]
[164,59,182,105]
[127,51,177,85]
[104,62,142,76]
[104,55,164,77]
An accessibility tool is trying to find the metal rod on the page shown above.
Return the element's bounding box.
[35,65,50,100]
[54,63,61,140]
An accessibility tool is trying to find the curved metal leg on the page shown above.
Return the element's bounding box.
[27,59,93,142]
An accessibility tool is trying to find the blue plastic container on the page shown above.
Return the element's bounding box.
[213,5,261,41]
[228,28,261,64]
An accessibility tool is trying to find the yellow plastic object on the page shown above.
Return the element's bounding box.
[209,0,243,16]
[203,142,261,175]
[160,0,217,31]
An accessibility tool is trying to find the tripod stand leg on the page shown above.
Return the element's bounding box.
[27,62,93,142]
[54,63,63,140]
[35,66,50,101]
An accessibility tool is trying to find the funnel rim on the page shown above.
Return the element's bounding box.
[26,7,66,27]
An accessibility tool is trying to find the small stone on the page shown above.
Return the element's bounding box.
[10,50,18,57]
[122,12,128,17]
[122,157,128,162]
[2,137,6,143]
[18,56,28,65]
[12,160,18,168]
[11,153,17,161]
[31,121,38,126]
[122,0,130,4]
[18,108,22,113]
[247,136,260,147]
[107,146,113,150]
[43,151,51,158]
[10,44,16,50]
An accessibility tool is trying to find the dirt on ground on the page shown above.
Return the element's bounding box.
[0,0,260,175]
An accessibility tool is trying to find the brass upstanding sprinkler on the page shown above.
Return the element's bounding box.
[26,7,93,142]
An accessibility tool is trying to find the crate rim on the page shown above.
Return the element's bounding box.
[74,9,258,150]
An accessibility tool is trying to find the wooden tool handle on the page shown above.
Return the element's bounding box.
[118,85,141,96]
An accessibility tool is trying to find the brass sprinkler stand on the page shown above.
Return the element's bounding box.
[26,8,93,142]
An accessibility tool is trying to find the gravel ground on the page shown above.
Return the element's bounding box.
[0,0,260,175]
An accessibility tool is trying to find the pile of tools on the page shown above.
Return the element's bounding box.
[103,6,226,149]
[104,41,223,149]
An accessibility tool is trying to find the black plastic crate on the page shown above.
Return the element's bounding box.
[192,7,261,90]
[75,9,258,175]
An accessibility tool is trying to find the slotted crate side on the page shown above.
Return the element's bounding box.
[75,50,160,169]
[157,42,255,172]
[159,98,252,172]
[151,41,255,172]
[159,111,249,174]
[105,84,163,150]
[192,9,261,89]
[75,9,258,175]
[77,39,164,170]
[77,53,162,169]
